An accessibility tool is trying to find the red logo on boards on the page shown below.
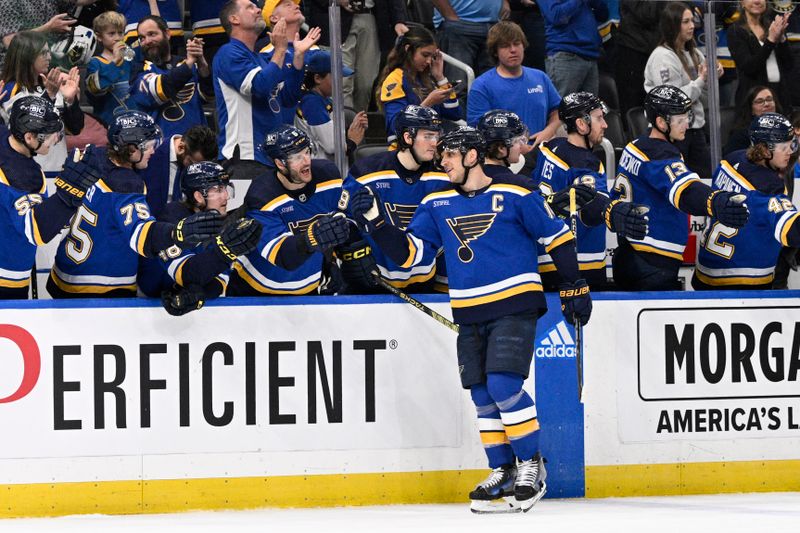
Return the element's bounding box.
[0,324,41,403]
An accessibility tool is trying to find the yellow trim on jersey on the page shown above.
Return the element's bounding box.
[504,418,540,439]
[357,171,397,183]
[538,263,557,273]
[0,167,9,186]
[267,235,289,265]
[479,431,509,446]
[630,242,685,261]
[30,212,45,246]
[316,179,343,192]
[719,59,736,68]
[720,160,756,191]
[400,236,418,269]
[694,269,774,287]
[540,261,605,273]
[174,259,186,287]
[627,143,651,162]
[136,221,154,256]
[380,68,406,103]
[0,277,30,288]
[780,212,800,245]
[49,272,137,294]
[545,231,573,253]
[155,74,167,102]
[487,183,531,196]
[261,194,291,212]
[95,179,113,193]
[385,269,436,288]
[450,282,542,308]
[672,178,696,207]
[232,263,320,295]
[193,26,225,36]
[540,146,570,171]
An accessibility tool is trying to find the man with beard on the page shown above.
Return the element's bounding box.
[130,15,213,140]
[214,0,320,180]
[226,125,352,296]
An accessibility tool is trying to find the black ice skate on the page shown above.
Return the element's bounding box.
[514,453,547,512]
[469,465,520,514]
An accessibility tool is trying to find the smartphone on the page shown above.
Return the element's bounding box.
[450,79,466,93]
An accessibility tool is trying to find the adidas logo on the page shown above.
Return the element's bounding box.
[535,321,575,358]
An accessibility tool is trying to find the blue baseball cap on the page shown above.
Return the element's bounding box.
[306,51,354,77]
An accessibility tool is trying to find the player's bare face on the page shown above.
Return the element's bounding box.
[588,108,608,146]
[506,135,527,164]
[204,185,230,216]
[771,139,797,170]
[440,150,465,182]
[412,129,440,161]
[412,45,437,73]
[497,41,524,70]
[134,143,157,170]
[286,148,312,184]
[668,113,690,141]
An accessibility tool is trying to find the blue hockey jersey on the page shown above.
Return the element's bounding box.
[0,133,48,293]
[230,160,344,295]
[86,56,134,126]
[695,150,800,287]
[213,38,305,164]
[130,58,212,140]
[398,177,572,324]
[50,163,157,296]
[611,136,700,261]
[258,42,322,124]
[344,151,450,288]
[533,138,609,283]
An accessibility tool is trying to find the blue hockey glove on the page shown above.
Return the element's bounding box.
[559,279,592,326]
[545,181,596,218]
[350,186,387,233]
[605,200,650,240]
[302,213,350,253]
[708,191,749,228]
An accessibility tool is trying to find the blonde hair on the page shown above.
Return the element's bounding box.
[93,11,126,36]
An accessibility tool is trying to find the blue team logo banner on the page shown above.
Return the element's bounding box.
[533,293,585,498]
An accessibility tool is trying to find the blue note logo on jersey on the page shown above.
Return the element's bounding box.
[535,321,576,359]
[446,213,496,263]
[385,203,418,230]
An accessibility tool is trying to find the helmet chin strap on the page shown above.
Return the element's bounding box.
[579,115,592,149]
[655,116,674,142]
[455,152,480,186]
[278,160,305,185]
[407,132,426,167]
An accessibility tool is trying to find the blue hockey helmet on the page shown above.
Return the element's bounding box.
[749,113,796,150]
[559,92,608,133]
[182,161,232,200]
[477,109,528,146]
[437,126,486,160]
[393,105,443,148]
[9,95,63,143]
[261,125,311,166]
[108,110,163,152]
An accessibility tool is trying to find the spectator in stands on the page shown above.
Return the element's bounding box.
[723,85,783,155]
[189,0,230,66]
[644,1,722,181]
[305,0,382,113]
[306,0,410,83]
[0,31,84,174]
[727,0,793,108]
[139,124,218,218]
[260,0,323,124]
[0,0,79,71]
[538,0,608,96]
[295,51,368,161]
[509,0,547,71]
[130,15,213,140]
[376,25,460,143]
[86,11,135,127]
[120,0,185,57]
[214,0,319,180]
[467,21,560,148]
[614,0,667,118]
[432,0,510,81]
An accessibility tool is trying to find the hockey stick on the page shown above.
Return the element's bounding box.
[569,188,584,403]
[372,272,460,333]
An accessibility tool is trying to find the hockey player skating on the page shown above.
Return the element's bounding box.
[226,125,352,296]
[611,85,750,290]
[349,127,592,513]
[693,113,800,289]
[0,95,101,299]
[531,93,650,289]
[47,111,223,297]
[342,105,449,293]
